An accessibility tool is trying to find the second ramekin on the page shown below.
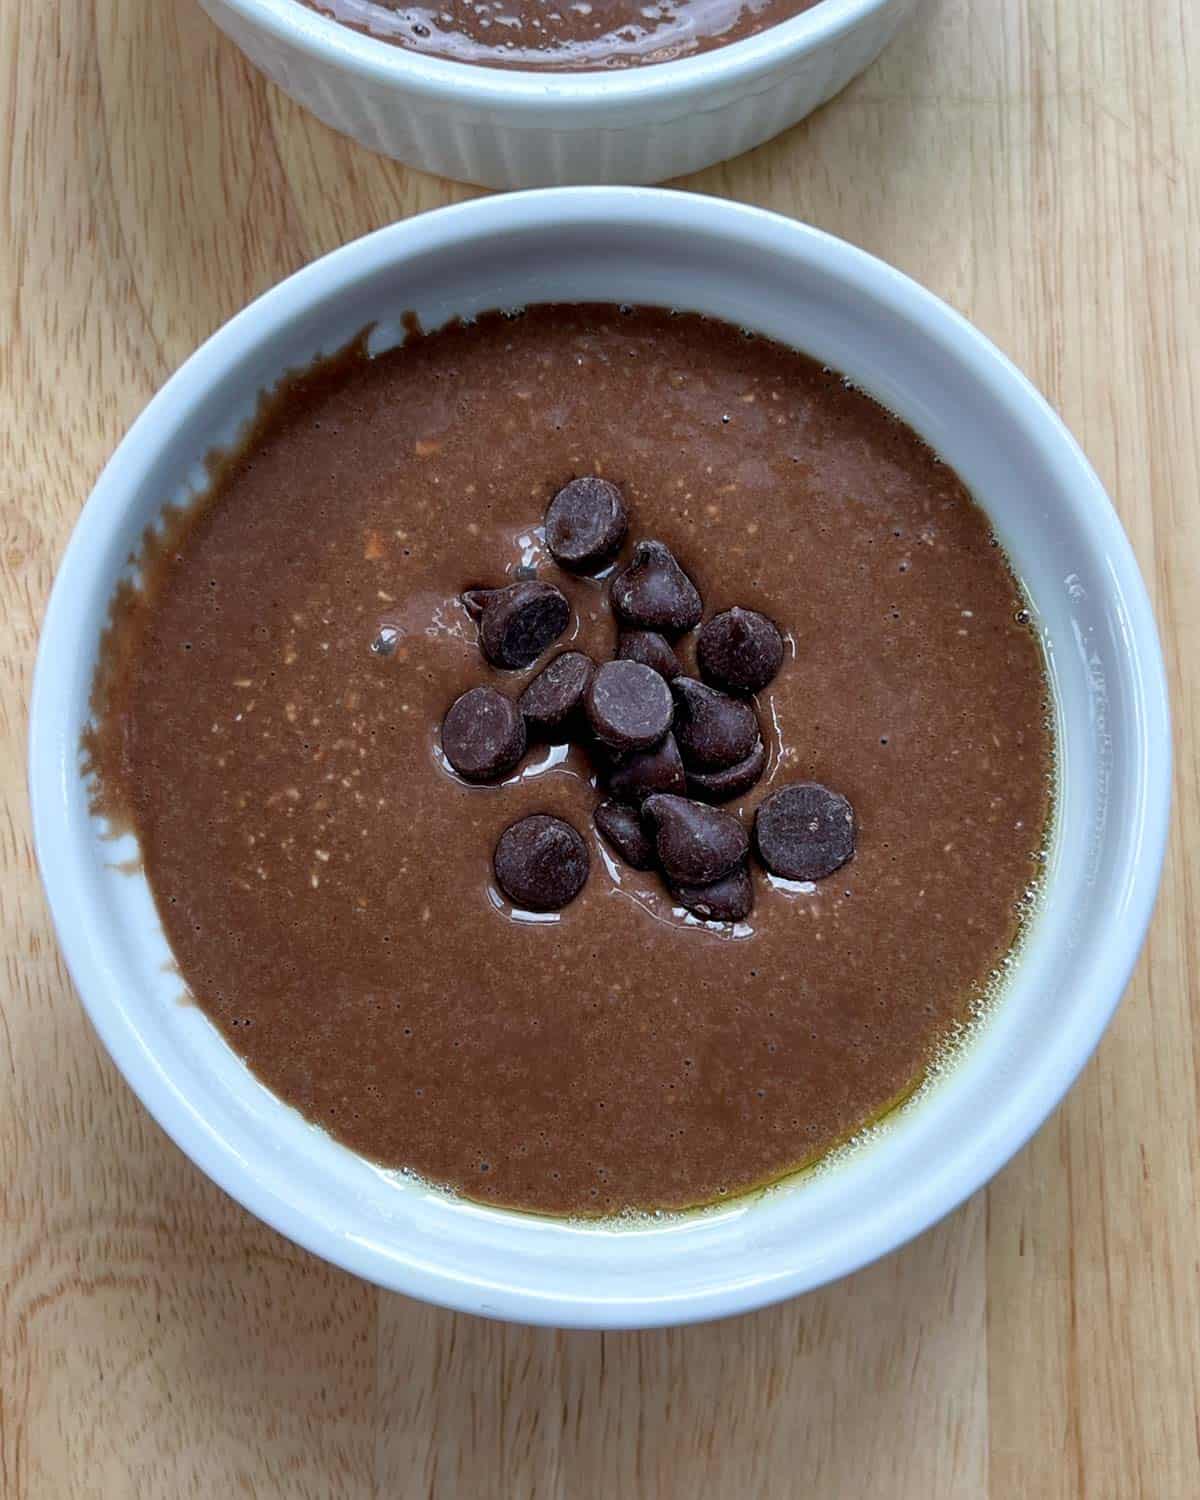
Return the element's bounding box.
[197,0,917,187]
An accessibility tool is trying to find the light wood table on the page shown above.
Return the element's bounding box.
[3,1,1197,1494]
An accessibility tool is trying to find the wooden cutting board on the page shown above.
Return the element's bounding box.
[2,0,1196,1493]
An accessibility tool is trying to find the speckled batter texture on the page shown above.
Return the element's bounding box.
[87,305,1052,1216]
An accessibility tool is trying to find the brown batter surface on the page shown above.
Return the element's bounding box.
[88,306,1052,1217]
[300,0,823,69]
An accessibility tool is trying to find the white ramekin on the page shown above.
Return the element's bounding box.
[31,190,1170,1329]
[197,0,917,187]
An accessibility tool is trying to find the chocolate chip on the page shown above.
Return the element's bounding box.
[642,793,749,886]
[594,799,656,870]
[585,659,674,753]
[754,782,856,881]
[686,737,767,803]
[545,477,628,573]
[617,629,682,681]
[697,607,784,694]
[474,581,570,670]
[442,686,526,783]
[671,677,759,771]
[607,732,687,804]
[519,651,595,735]
[673,865,754,923]
[610,540,702,634]
[494,814,589,911]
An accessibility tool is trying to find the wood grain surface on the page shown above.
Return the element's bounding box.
[2,1,1197,1495]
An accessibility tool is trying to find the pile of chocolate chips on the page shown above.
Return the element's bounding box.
[440,477,856,920]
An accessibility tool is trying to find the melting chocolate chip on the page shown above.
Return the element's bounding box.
[494,814,590,911]
[473,581,570,670]
[697,607,784,694]
[617,629,683,681]
[673,865,754,923]
[594,799,656,870]
[610,540,702,634]
[671,677,759,771]
[754,782,856,881]
[686,737,767,803]
[642,793,749,886]
[585,659,674,753]
[519,651,595,735]
[607,732,687,804]
[442,686,526,783]
[544,477,628,573]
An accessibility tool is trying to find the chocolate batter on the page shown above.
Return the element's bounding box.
[87,306,1053,1217]
[300,0,824,69]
